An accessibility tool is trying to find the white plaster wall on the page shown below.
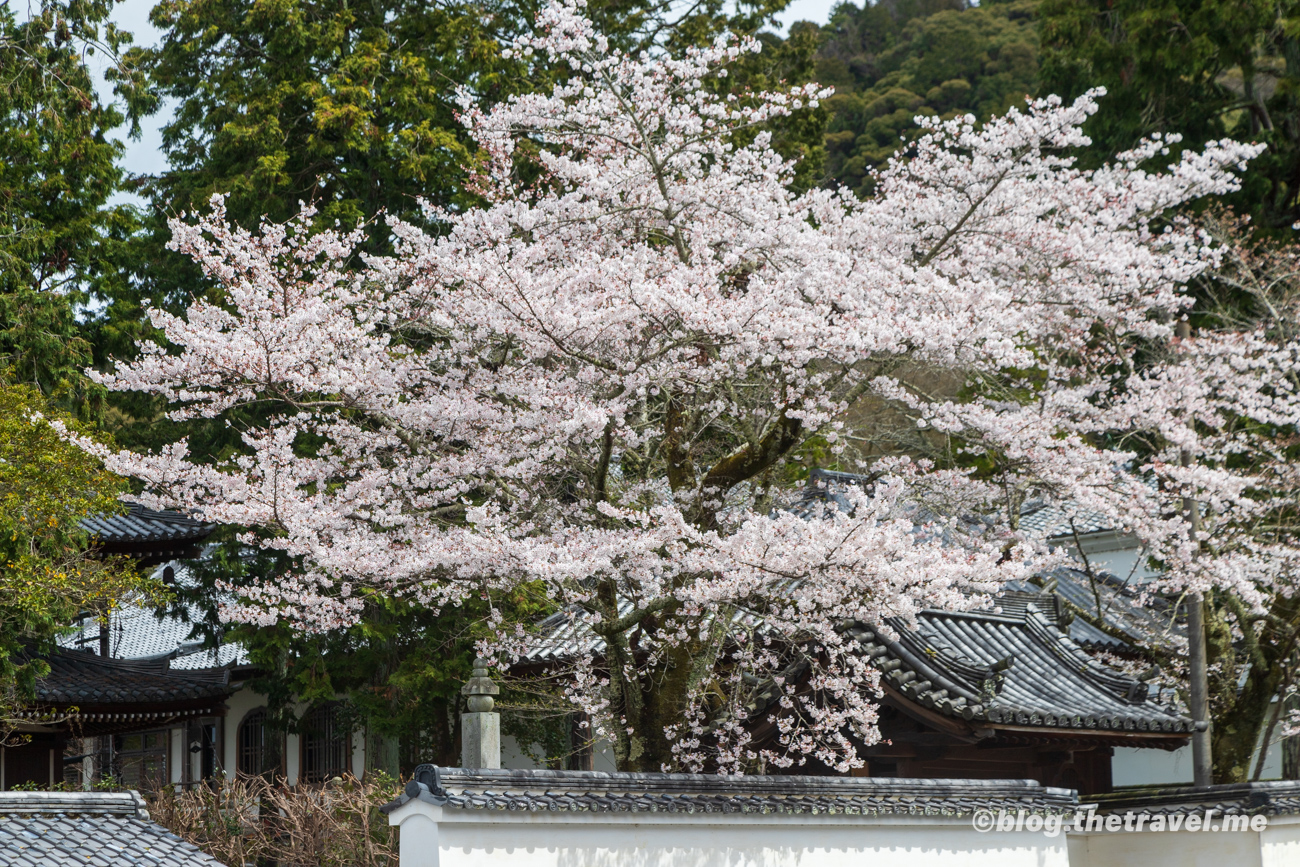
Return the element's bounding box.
[1069,830,1263,867]
[1113,728,1283,787]
[169,727,185,785]
[1054,531,1157,584]
[1112,747,1194,786]
[501,735,618,772]
[285,701,303,785]
[353,729,366,779]
[1261,818,1300,867]
[390,804,1071,867]
[223,686,267,778]
[1069,816,1300,867]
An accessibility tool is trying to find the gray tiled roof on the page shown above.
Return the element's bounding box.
[385,766,1078,817]
[80,503,213,545]
[780,475,1190,733]
[521,606,615,665]
[524,600,1191,735]
[523,596,779,667]
[1087,781,1300,817]
[1017,502,1116,538]
[1066,615,1131,651]
[993,586,1132,651]
[0,791,226,867]
[58,581,250,671]
[32,650,231,706]
[854,605,1191,733]
[1006,568,1183,652]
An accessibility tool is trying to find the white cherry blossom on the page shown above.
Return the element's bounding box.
[78,0,1267,773]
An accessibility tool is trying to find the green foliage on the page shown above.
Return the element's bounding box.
[0,2,159,729]
[92,0,509,384]
[0,383,154,727]
[1039,0,1300,227]
[0,0,151,417]
[139,0,502,230]
[815,0,1039,195]
[730,23,830,193]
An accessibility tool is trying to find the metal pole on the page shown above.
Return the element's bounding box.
[1177,318,1213,786]
[1186,592,1214,785]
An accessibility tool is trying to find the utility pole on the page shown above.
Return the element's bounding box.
[1186,589,1213,786]
[1177,318,1214,787]
[98,607,111,659]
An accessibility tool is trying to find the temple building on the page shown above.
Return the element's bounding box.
[0,490,1277,793]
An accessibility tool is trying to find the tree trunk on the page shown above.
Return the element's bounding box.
[1207,594,1300,782]
[1187,593,1214,785]
[1212,673,1276,782]
[600,591,722,773]
[619,642,706,772]
[1285,735,1300,780]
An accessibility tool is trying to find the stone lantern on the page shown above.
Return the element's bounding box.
[460,657,500,769]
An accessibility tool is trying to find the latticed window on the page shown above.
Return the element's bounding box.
[114,730,168,788]
[238,708,272,775]
[300,703,349,783]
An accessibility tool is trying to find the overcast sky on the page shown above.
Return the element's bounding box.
[34,0,842,180]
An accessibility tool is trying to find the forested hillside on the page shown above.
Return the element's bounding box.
[810,0,1300,228]
[813,0,1038,196]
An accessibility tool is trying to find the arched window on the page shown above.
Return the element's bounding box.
[238,708,276,776]
[300,703,350,783]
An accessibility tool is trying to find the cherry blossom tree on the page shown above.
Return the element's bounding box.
[73,0,1264,773]
[1187,223,1300,782]
[1134,320,1300,782]
[892,203,1300,782]
[1090,214,1300,783]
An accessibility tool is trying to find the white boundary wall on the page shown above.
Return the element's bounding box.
[388,788,1300,867]
[1067,815,1300,867]
[386,798,1070,867]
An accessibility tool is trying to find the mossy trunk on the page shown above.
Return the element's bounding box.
[616,642,707,773]
[598,587,721,773]
[1206,592,1300,783]
[1211,671,1275,783]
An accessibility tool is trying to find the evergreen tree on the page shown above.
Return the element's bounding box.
[1040,0,1300,228]
[815,0,1039,195]
[0,0,151,414]
[0,385,147,729]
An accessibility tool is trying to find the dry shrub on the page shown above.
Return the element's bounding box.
[147,774,398,867]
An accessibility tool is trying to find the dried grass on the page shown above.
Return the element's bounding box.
[146,774,398,867]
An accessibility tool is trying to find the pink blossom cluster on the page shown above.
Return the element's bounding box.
[76,0,1274,772]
